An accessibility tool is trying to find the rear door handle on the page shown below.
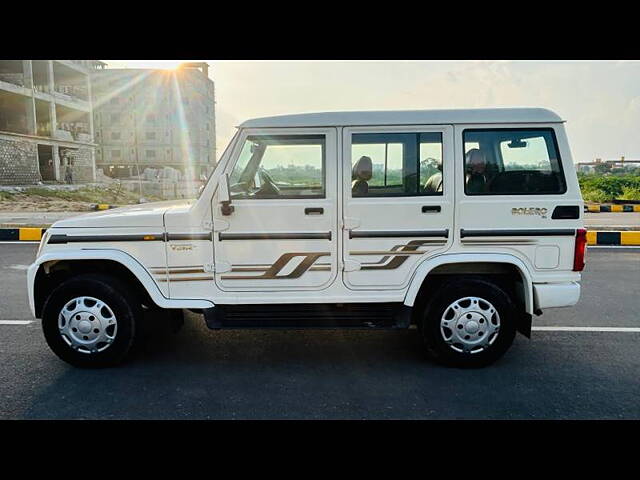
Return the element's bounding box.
[422,205,441,213]
[305,207,324,215]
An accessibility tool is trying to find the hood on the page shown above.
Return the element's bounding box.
[52,199,194,228]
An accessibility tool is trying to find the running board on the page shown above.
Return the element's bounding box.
[203,303,411,330]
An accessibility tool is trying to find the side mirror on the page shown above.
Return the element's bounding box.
[218,173,234,216]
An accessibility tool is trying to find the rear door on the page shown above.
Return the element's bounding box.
[342,125,454,290]
[212,127,339,292]
[454,124,582,273]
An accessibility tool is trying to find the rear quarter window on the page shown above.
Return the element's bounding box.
[463,128,566,195]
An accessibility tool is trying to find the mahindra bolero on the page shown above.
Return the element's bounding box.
[28,108,586,368]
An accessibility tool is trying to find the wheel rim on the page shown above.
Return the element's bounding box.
[58,296,118,354]
[440,296,500,354]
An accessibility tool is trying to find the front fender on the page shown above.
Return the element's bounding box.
[27,249,215,317]
[403,253,534,314]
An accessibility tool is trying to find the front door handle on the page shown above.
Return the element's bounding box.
[422,205,441,213]
[305,207,324,215]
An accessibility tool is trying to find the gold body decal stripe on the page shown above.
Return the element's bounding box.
[221,252,330,280]
[351,239,445,270]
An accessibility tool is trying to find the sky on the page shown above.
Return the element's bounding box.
[103,60,640,163]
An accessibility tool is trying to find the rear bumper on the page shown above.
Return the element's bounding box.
[533,281,581,309]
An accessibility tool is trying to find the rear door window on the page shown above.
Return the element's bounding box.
[351,132,443,197]
[463,128,566,195]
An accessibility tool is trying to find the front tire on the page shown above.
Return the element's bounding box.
[420,278,517,368]
[41,274,140,368]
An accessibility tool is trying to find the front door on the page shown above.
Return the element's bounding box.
[212,128,338,292]
[342,125,454,290]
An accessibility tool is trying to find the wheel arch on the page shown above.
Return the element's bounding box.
[403,253,534,315]
[29,250,214,318]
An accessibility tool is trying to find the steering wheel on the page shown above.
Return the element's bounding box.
[256,169,280,196]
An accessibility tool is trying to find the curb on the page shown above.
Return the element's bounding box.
[1,228,639,246]
[585,204,640,213]
[91,204,120,211]
[0,227,47,241]
[587,231,640,246]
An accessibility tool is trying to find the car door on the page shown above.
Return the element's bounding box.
[212,127,338,292]
[455,124,581,273]
[342,125,454,290]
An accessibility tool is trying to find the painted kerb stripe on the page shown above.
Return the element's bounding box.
[587,231,640,246]
[0,228,45,241]
[585,204,640,213]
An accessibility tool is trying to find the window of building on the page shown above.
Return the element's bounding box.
[146,114,156,123]
[351,132,443,197]
[112,150,121,158]
[111,132,121,140]
[229,135,325,199]
[110,114,120,123]
[463,128,566,195]
[146,150,156,158]
[146,132,156,140]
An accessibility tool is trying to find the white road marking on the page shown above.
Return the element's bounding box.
[0,320,34,325]
[532,326,640,332]
[588,245,640,249]
[0,241,39,244]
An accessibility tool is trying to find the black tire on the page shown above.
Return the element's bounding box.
[41,273,141,368]
[419,278,517,368]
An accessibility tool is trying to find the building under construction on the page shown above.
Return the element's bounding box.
[0,60,102,185]
[91,62,216,181]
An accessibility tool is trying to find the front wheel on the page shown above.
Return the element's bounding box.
[420,278,517,368]
[41,274,140,368]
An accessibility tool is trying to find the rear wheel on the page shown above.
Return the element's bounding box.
[41,274,140,368]
[420,278,517,368]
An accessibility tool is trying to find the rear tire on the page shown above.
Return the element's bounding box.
[419,278,517,368]
[41,273,140,368]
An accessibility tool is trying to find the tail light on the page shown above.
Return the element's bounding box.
[573,228,587,271]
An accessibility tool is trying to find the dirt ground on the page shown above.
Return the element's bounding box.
[0,198,99,212]
[0,186,149,212]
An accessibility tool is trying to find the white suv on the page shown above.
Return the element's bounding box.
[28,108,586,368]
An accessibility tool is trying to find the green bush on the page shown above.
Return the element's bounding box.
[619,186,640,201]
[578,174,640,203]
[582,189,611,203]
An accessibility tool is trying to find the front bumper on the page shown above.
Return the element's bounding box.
[27,262,40,318]
[533,281,581,309]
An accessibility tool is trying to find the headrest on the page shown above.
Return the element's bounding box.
[352,156,373,181]
[465,148,483,163]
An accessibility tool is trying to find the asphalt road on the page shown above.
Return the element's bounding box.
[584,211,640,229]
[1,244,639,419]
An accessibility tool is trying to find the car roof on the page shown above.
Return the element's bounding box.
[239,108,563,129]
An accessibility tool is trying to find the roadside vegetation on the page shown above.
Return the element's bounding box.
[579,168,640,203]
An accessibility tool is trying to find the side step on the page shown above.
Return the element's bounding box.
[203,303,411,330]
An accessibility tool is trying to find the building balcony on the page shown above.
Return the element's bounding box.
[54,128,92,143]
[0,73,25,87]
[53,84,89,102]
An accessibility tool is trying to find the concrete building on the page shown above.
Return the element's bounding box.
[0,60,101,185]
[91,63,216,180]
